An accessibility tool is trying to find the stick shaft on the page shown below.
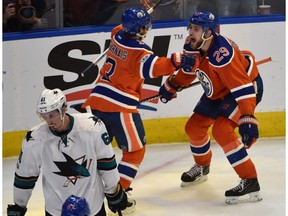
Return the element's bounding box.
[256,57,272,65]
[81,49,108,76]
[140,81,200,103]
[117,209,123,216]
[147,0,162,13]
[85,106,92,113]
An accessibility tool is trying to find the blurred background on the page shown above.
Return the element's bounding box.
[3,0,286,32]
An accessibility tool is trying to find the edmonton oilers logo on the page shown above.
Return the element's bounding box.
[195,69,213,97]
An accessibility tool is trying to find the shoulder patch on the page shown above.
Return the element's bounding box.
[25,130,34,142]
[208,35,234,67]
[140,54,150,63]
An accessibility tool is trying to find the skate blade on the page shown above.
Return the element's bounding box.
[180,175,208,188]
[225,191,263,204]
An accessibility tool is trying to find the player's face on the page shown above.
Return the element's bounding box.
[187,24,204,49]
[138,26,150,40]
[40,110,63,131]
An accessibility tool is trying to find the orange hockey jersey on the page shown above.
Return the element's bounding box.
[82,25,177,113]
[173,34,259,116]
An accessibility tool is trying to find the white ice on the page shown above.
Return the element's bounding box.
[2,137,286,216]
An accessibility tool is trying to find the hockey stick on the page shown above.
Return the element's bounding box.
[140,81,200,103]
[142,0,163,14]
[255,56,272,65]
[81,0,163,77]
[85,106,92,113]
[117,209,123,216]
[81,49,108,77]
[140,56,272,103]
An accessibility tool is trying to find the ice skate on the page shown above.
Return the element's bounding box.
[108,188,136,215]
[225,178,262,204]
[180,164,210,187]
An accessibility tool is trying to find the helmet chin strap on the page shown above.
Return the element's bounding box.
[59,107,68,131]
[58,113,67,131]
[136,32,147,40]
[197,30,213,49]
[136,26,149,40]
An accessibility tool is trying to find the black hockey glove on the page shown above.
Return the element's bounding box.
[105,183,128,213]
[238,115,259,149]
[7,204,27,216]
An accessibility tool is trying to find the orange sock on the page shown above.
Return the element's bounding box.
[118,147,146,190]
[213,117,257,179]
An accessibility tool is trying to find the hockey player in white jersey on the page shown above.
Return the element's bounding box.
[7,88,132,216]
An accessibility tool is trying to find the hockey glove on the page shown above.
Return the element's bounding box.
[159,75,182,103]
[105,183,128,213]
[7,204,27,216]
[238,115,259,149]
[171,52,198,72]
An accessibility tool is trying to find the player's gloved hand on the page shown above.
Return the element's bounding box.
[105,183,128,213]
[171,52,198,71]
[238,115,259,149]
[7,204,27,216]
[159,75,182,103]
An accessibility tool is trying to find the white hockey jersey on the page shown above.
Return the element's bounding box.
[13,113,119,215]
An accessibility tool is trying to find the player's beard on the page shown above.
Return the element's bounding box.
[190,39,204,50]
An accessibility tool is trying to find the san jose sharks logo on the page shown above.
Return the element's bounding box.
[25,130,34,142]
[89,116,101,125]
[53,152,92,187]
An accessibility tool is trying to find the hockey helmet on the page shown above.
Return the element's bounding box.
[188,11,219,33]
[37,88,67,115]
[62,195,90,216]
[121,7,152,35]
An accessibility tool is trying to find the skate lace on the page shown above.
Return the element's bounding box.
[231,179,248,191]
[186,164,203,177]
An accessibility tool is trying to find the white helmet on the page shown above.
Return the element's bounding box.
[37,88,67,116]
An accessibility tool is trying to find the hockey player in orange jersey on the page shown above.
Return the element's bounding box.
[159,11,263,204]
[82,7,198,214]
